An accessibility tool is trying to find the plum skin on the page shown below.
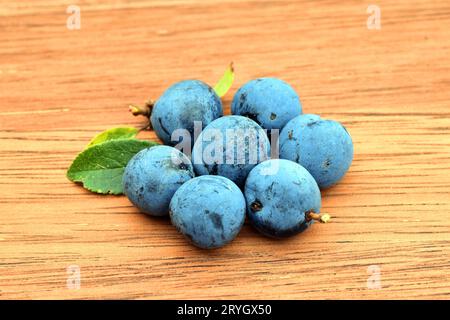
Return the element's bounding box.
[151,80,223,146]
[244,159,321,238]
[231,78,302,134]
[191,115,271,188]
[169,175,246,249]
[122,145,194,216]
[279,114,353,189]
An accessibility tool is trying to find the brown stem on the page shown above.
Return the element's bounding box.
[129,100,154,118]
[305,210,331,223]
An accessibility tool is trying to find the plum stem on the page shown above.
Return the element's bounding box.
[305,210,331,223]
[129,100,154,118]
[129,100,154,130]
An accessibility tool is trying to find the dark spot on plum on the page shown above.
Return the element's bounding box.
[178,162,188,171]
[270,113,277,120]
[238,92,247,109]
[147,183,157,193]
[250,199,263,212]
[323,158,331,168]
[307,121,319,127]
[288,130,293,140]
[207,211,223,230]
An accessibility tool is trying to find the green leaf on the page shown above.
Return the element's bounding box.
[213,62,235,98]
[86,127,139,148]
[67,139,158,195]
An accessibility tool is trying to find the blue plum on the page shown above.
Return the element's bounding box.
[150,80,223,146]
[244,159,321,238]
[191,115,271,188]
[170,175,246,249]
[231,78,302,133]
[122,145,194,216]
[279,114,353,189]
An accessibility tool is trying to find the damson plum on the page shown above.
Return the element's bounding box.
[232,78,302,134]
[122,145,194,216]
[244,159,326,238]
[169,175,246,249]
[191,115,270,188]
[279,114,353,189]
[147,80,223,146]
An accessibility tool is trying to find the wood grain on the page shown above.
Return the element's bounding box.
[1,0,450,299]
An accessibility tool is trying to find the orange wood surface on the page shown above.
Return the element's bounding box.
[1,0,449,299]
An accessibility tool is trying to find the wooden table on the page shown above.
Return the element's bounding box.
[1,0,449,300]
